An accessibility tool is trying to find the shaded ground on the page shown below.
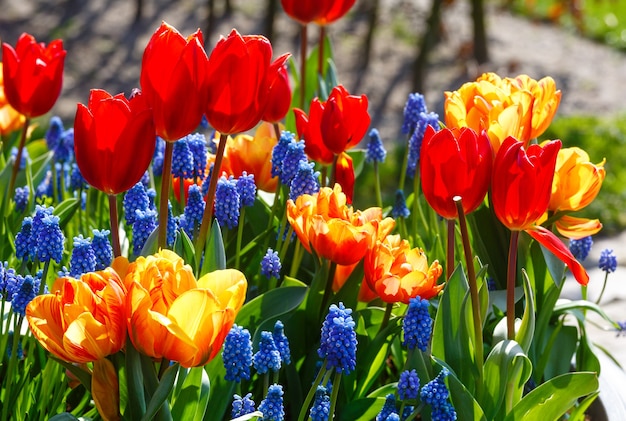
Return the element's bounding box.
[2,0,626,142]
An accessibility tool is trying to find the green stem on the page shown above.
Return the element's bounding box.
[108,194,122,257]
[378,302,394,335]
[1,315,24,421]
[398,135,410,191]
[454,197,484,389]
[289,241,304,279]
[507,230,520,340]
[39,260,51,294]
[373,161,382,208]
[446,218,455,280]
[300,24,308,110]
[297,363,328,421]
[158,141,174,250]
[328,371,342,421]
[594,272,609,305]
[320,261,338,318]
[235,207,246,270]
[8,118,29,196]
[195,133,228,268]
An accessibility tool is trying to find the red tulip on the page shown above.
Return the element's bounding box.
[420,126,492,219]
[294,85,370,162]
[491,136,561,231]
[335,152,355,204]
[315,0,356,25]
[320,85,370,154]
[140,22,208,141]
[280,0,334,25]
[1,33,66,118]
[262,54,292,123]
[74,89,156,195]
[294,101,334,165]
[205,29,289,135]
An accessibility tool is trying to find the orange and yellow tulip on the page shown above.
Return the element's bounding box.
[26,268,127,363]
[549,146,605,213]
[123,250,247,368]
[287,184,392,266]
[444,73,560,153]
[92,358,121,421]
[364,234,443,303]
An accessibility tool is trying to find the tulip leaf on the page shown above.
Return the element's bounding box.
[515,269,535,353]
[202,220,226,274]
[480,339,532,420]
[141,362,178,421]
[50,357,92,393]
[171,367,210,421]
[205,353,235,421]
[230,411,263,421]
[140,226,159,257]
[124,340,146,419]
[235,283,308,338]
[503,372,599,421]
[339,397,386,421]
[53,198,79,229]
[443,362,489,421]
[173,228,196,270]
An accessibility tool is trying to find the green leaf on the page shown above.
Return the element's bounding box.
[50,357,92,393]
[202,221,226,274]
[444,366,488,421]
[173,228,196,269]
[480,339,532,420]
[567,391,600,421]
[515,270,535,353]
[504,372,599,421]
[53,198,80,229]
[235,282,308,337]
[139,226,159,257]
[124,340,146,419]
[432,264,476,390]
[171,367,210,421]
[141,363,179,421]
[340,397,385,421]
[231,411,263,421]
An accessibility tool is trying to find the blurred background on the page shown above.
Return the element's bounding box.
[1,0,625,233]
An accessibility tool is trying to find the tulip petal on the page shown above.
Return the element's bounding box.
[555,215,603,240]
[92,358,121,421]
[526,225,589,286]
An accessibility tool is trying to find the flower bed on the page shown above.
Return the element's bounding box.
[0,3,622,420]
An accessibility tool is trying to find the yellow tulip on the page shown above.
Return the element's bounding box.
[445,72,560,153]
[26,268,127,363]
[0,62,26,136]
[549,146,606,212]
[124,250,247,368]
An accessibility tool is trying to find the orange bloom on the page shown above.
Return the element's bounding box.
[123,250,247,368]
[554,214,602,240]
[0,62,25,135]
[365,234,444,303]
[549,146,605,213]
[287,184,392,266]
[222,122,279,193]
[444,72,560,153]
[26,268,127,363]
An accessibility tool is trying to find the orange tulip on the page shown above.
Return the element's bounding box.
[0,62,25,135]
[222,122,280,192]
[123,250,247,368]
[92,358,121,421]
[365,234,444,303]
[287,184,393,266]
[26,268,127,363]
[548,146,605,213]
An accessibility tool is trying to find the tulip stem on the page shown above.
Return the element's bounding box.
[8,118,29,198]
[373,161,382,208]
[300,24,308,110]
[195,133,228,269]
[378,302,394,335]
[398,135,410,192]
[454,197,483,389]
[446,219,455,280]
[158,141,174,250]
[108,194,122,258]
[320,261,337,320]
[318,26,326,79]
[297,363,328,421]
[506,230,520,340]
[273,122,281,140]
[235,207,246,270]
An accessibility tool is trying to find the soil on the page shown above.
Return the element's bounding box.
[2,0,626,143]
